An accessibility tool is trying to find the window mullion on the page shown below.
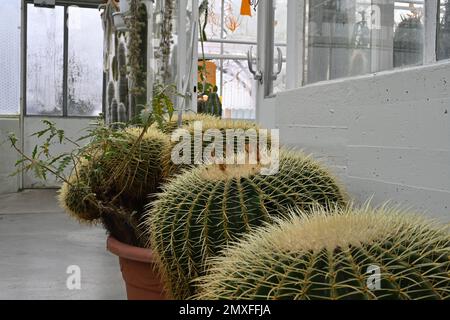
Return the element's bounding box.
[424,0,438,64]
[62,5,68,117]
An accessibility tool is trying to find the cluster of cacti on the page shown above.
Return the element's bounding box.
[198,88,222,117]
[195,206,450,300]
[58,126,174,246]
[146,150,348,299]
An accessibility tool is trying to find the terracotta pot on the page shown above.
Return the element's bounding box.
[106,236,167,300]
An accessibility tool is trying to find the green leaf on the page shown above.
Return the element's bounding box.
[31,128,50,138]
[14,158,25,167]
[47,153,68,166]
[32,145,38,159]
[57,130,64,144]
[8,133,18,146]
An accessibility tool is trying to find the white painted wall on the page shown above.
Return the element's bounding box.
[23,117,94,188]
[0,117,21,194]
[276,61,450,222]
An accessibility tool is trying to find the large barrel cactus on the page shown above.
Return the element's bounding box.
[195,206,450,300]
[146,150,348,299]
[153,112,220,135]
[171,118,268,168]
[101,127,173,201]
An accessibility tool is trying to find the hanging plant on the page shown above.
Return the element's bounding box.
[154,0,175,84]
[124,0,147,106]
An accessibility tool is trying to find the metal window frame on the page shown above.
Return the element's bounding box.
[22,0,105,118]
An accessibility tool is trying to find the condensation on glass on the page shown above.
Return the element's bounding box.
[303,0,424,85]
[67,7,103,116]
[437,0,450,60]
[26,5,64,116]
[0,0,21,115]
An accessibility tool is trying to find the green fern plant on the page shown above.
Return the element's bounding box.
[146,150,348,299]
[195,206,450,300]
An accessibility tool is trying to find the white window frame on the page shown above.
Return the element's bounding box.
[21,0,105,118]
[281,0,445,92]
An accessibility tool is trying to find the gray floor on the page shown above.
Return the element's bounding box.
[0,189,126,300]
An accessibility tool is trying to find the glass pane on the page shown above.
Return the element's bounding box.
[200,41,222,54]
[202,0,223,39]
[437,0,450,60]
[304,1,424,86]
[26,5,64,116]
[222,0,258,41]
[221,59,255,119]
[0,0,20,114]
[67,7,103,116]
[199,0,258,119]
[222,43,252,55]
[393,1,424,68]
[273,0,287,93]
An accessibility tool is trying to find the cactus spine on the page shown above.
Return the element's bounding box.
[146,150,348,299]
[196,206,450,300]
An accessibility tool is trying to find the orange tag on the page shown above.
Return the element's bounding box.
[240,0,252,16]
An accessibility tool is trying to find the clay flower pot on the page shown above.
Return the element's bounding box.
[106,236,167,300]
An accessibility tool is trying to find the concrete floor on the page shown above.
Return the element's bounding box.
[0,189,126,300]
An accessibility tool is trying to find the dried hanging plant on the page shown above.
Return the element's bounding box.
[124,0,147,102]
[155,0,175,84]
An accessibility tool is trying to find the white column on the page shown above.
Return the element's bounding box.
[424,0,438,65]
[286,0,304,89]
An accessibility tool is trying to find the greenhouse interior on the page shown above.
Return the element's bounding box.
[0,0,449,303]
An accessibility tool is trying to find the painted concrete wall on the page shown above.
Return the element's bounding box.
[23,117,94,188]
[0,117,21,194]
[276,61,450,222]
